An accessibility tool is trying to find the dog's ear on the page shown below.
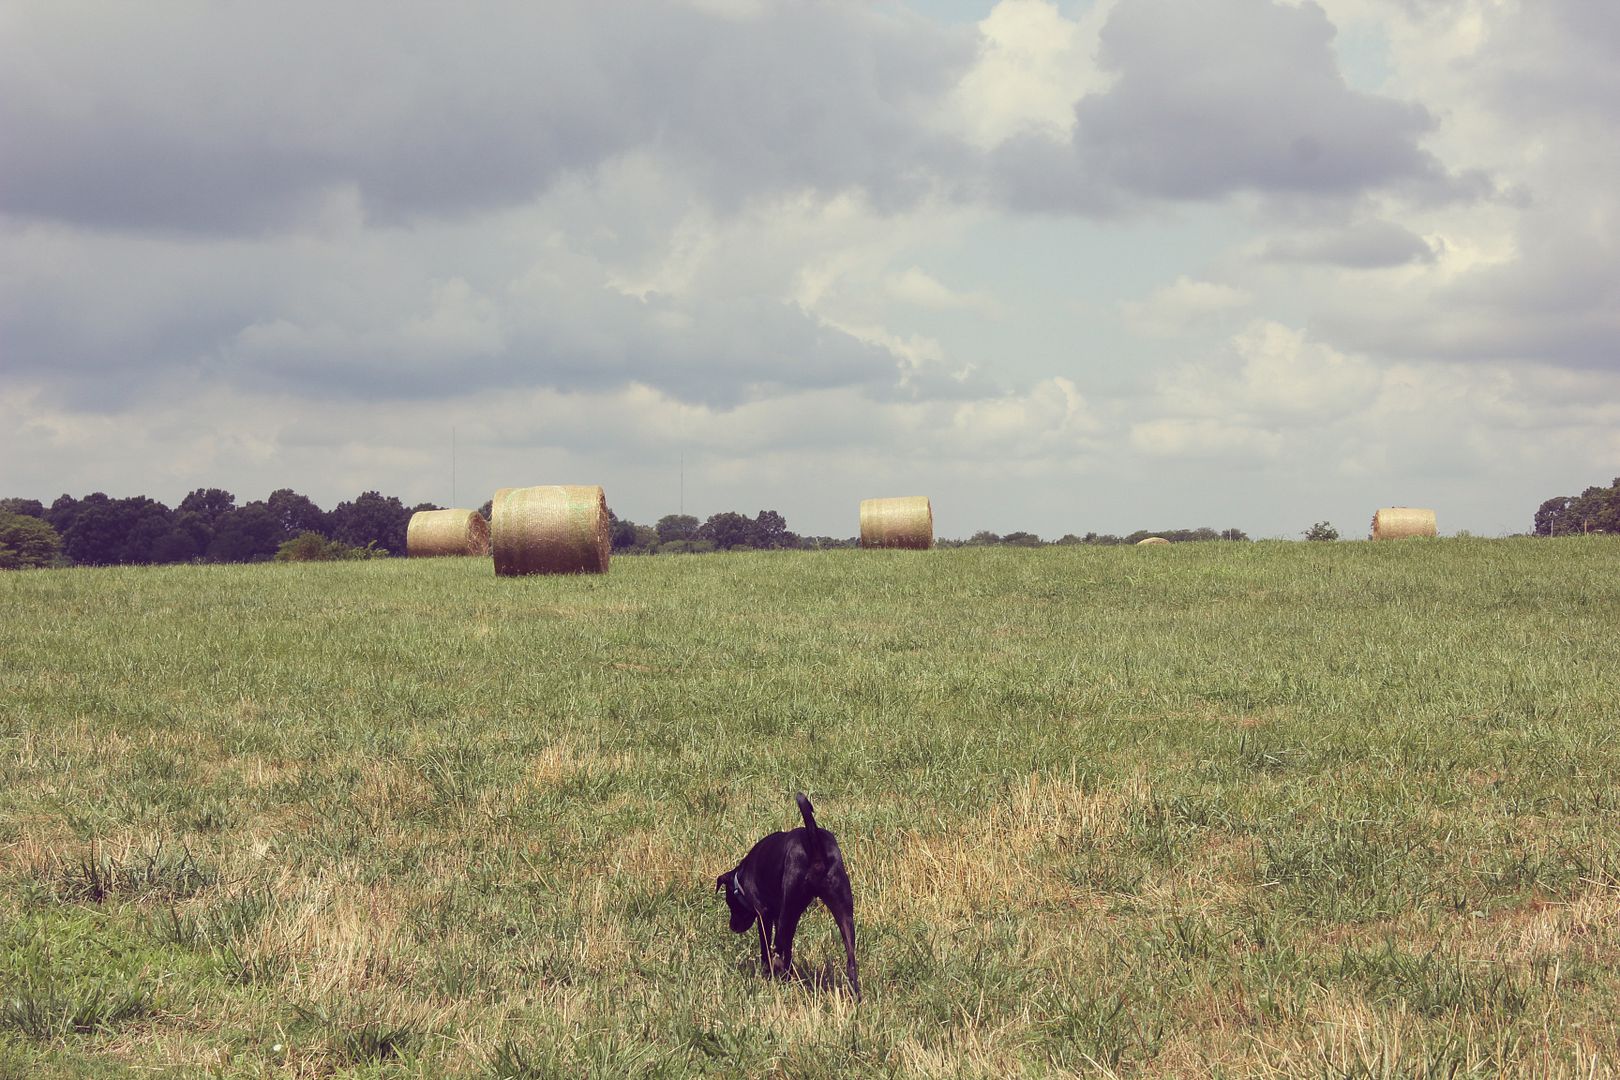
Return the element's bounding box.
[715,873,729,893]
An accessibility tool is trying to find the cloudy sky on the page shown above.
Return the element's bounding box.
[3,0,1616,539]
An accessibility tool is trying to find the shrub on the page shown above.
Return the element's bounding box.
[0,513,62,570]
[274,532,386,562]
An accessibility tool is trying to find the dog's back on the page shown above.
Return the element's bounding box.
[793,791,842,871]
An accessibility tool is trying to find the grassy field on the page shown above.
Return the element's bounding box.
[2,537,1618,1078]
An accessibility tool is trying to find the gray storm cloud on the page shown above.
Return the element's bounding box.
[1261,221,1436,269]
[992,0,1472,211]
[0,2,971,232]
[1,0,1474,235]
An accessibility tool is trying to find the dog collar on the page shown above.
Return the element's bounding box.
[732,871,742,894]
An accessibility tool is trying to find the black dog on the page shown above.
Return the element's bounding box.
[717,792,861,1000]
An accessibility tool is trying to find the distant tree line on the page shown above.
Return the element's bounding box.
[0,489,430,569]
[1535,477,1620,536]
[940,527,1250,548]
[600,514,1250,554]
[2,485,1261,571]
[10,472,1614,569]
[601,510,856,555]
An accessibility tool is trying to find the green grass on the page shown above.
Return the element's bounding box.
[1,538,1618,1077]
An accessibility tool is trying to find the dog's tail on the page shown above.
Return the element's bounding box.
[795,791,837,861]
[794,791,818,833]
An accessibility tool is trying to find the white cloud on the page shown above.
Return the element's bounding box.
[1121,276,1253,337]
[884,267,1002,316]
[1148,320,1375,431]
[947,0,1114,148]
[1129,417,1286,461]
[1130,315,1620,512]
[946,376,1103,458]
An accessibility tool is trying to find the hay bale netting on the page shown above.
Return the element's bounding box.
[406,508,491,557]
[1370,507,1438,540]
[1136,536,1170,546]
[859,496,933,550]
[492,485,611,575]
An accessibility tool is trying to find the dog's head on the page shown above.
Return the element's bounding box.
[715,870,755,933]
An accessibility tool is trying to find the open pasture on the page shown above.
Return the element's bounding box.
[2,538,1619,1077]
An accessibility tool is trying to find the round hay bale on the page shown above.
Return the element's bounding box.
[859,496,933,550]
[1136,536,1170,546]
[492,485,611,575]
[1370,507,1437,540]
[407,508,491,557]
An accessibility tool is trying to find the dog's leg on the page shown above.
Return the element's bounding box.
[772,894,812,981]
[836,909,861,1000]
[755,914,774,977]
[829,879,861,1000]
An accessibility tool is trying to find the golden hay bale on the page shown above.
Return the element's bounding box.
[859,496,933,550]
[492,485,611,575]
[1136,536,1170,546]
[406,508,491,557]
[1370,507,1438,540]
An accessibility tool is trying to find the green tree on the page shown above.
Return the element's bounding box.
[749,510,789,549]
[115,497,179,563]
[1303,521,1340,541]
[207,503,285,562]
[0,498,46,519]
[0,512,62,569]
[60,495,166,565]
[169,511,216,560]
[47,493,99,550]
[178,488,237,525]
[329,491,412,555]
[1534,496,1571,536]
[1535,478,1620,536]
[148,523,203,563]
[656,514,700,543]
[699,512,753,550]
[1566,482,1620,534]
[608,513,661,553]
[266,488,330,538]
